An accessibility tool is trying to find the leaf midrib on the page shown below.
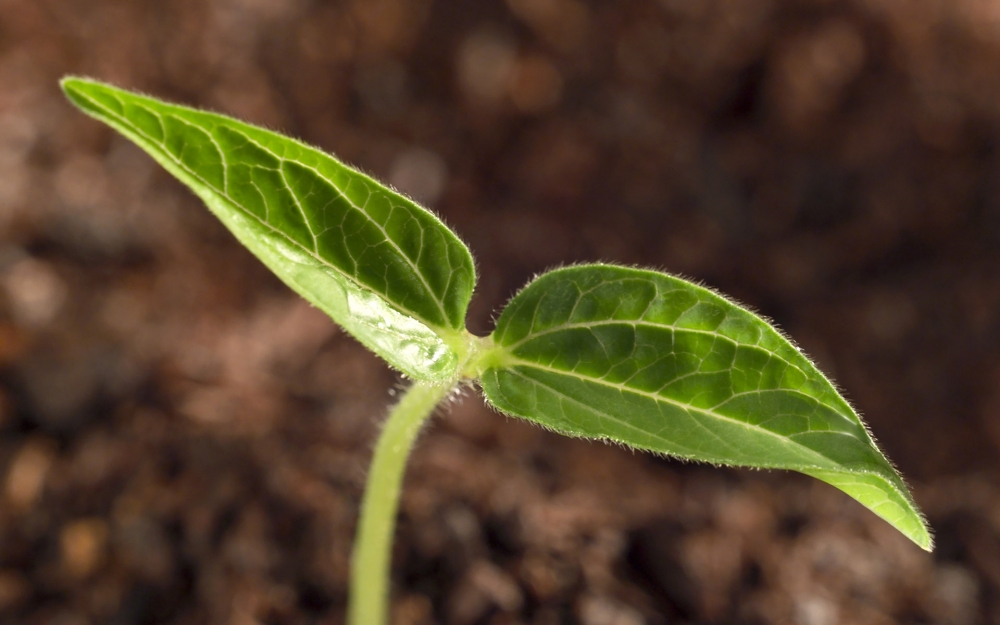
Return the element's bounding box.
[501,319,861,431]
[503,357,887,476]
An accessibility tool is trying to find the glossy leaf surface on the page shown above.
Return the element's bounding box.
[62,78,475,381]
[481,265,931,550]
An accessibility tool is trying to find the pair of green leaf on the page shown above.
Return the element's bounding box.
[61,78,932,551]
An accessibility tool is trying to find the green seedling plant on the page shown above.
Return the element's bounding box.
[61,77,932,625]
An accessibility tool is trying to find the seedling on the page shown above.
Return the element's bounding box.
[61,77,932,624]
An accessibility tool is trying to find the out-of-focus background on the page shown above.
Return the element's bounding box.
[1,0,999,623]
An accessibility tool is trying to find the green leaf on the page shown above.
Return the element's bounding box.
[480,265,931,550]
[61,77,475,382]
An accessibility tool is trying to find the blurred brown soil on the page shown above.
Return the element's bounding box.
[1,0,1000,624]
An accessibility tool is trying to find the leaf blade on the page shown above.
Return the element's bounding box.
[481,264,931,550]
[62,77,475,381]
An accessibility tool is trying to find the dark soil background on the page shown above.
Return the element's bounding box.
[2,0,1000,623]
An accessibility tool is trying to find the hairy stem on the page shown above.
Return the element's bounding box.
[348,380,454,625]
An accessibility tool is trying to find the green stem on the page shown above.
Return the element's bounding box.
[348,380,454,625]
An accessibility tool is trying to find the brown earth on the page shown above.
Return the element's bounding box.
[1,0,1000,623]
